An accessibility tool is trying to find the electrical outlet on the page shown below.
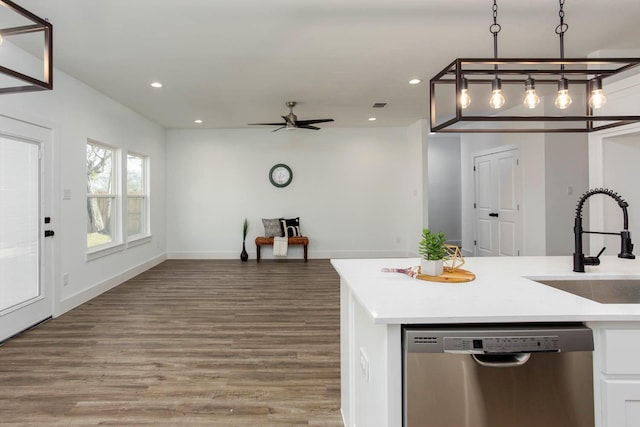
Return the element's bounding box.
[63,273,69,286]
[359,348,370,382]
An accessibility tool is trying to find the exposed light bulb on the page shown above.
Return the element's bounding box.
[489,78,505,109]
[460,77,471,109]
[589,78,607,109]
[0,34,3,46]
[523,77,540,109]
[555,78,572,109]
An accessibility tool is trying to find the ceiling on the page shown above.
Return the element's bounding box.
[12,0,640,129]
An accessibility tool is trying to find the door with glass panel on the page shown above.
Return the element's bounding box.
[0,116,53,343]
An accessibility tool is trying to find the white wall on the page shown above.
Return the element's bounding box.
[166,126,415,259]
[2,43,166,316]
[544,133,589,255]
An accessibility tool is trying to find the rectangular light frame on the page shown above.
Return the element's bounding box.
[0,0,52,94]
[430,57,640,133]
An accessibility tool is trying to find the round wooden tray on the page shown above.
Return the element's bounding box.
[416,267,475,283]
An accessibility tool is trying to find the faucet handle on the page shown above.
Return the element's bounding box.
[584,247,606,267]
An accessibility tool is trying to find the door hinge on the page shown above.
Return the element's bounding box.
[516,159,519,166]
[517,249,520,256]
[517,204,520,211]
[473,165,476,171]
[473,202,476,209]
[474,240,477,246]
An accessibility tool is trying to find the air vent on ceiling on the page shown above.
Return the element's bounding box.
[372,102,387,108]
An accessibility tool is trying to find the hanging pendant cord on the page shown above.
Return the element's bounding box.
[489,0,501,74]
[555,0,568,73]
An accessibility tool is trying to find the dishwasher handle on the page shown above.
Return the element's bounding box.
[472,352,531,368]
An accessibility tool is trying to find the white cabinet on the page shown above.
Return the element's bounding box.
[589,323,640,427]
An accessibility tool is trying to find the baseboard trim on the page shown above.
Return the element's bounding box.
[58,254,167,316]
[168,250,412,260]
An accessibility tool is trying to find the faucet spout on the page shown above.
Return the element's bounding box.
[573,188,635,273]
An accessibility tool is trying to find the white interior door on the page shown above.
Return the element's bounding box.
[0,115,53,343]
[474,147,521,256]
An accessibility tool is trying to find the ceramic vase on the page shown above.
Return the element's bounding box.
[240,242,248,262]
[420,259,443,276]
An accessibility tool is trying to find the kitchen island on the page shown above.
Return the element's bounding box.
[332,256,640,427]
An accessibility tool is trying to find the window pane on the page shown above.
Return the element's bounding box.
[127,154,144,195]
[87,144,113,195]
[87,197,114,247]
[127,196,143,236]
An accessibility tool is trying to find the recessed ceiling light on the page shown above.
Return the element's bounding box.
[368,117,377,121]
[409,78,422,85]
[194,119,203,124]
[150,81,163,88]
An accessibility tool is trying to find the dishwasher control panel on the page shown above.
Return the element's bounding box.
[443,335,559,353]
[404,324,593,354]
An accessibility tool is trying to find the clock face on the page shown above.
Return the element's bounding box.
[269,163,293,187]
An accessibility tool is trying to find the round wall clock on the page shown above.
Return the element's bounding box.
[269,163,293,188]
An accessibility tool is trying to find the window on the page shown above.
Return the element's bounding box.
[127,153,149,239]
[86,140,118,249]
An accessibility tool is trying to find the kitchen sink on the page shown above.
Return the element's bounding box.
[533,279,640,304]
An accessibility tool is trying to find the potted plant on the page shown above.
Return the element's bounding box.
[240,218,249,261]
[418,228,447,276]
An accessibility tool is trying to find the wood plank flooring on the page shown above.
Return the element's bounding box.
[0,260,344,426]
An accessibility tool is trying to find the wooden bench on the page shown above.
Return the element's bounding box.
[255,236,309,262]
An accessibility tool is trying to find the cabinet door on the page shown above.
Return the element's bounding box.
[602,380,640,426]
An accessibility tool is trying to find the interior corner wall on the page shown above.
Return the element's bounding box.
[166,127,411,260]
[1,41,167,317]
[427,133,461,247]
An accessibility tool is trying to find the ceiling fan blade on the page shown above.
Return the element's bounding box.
[271,126,286,132]
[295,119,334,125]
[298,125,321,130]
[248,122,287,126]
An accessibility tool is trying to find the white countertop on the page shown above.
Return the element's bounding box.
[331,256,640,324]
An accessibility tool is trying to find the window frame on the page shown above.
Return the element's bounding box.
[126,151,151,245]
[86,139,123,259]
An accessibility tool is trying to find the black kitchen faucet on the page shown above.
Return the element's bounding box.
[573,188,635,272]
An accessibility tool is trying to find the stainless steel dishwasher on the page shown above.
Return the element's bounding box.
[403,323,594,427]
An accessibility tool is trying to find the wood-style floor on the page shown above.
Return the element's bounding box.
[0,260,344,426]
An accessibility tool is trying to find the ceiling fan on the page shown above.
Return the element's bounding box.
[249,101,334,131]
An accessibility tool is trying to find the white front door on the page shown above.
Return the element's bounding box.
[474,147,521,256]
[0,115,53,343]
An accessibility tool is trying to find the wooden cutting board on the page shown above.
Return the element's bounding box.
[417,268,475,283]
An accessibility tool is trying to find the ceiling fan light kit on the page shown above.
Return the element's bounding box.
[430,0,640,133]
[249,101,334,132]
[0,0,53,94]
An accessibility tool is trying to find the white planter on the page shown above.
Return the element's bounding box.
[420,259,444,276]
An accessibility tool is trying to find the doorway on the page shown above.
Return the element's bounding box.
[0,115,53,343]
[473,147,522,256]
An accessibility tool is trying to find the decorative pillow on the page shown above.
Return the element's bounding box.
[262,218,284,237]
[280,217,302,237]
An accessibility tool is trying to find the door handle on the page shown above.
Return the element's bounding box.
[489,212,499,217]
[44,230,55,237]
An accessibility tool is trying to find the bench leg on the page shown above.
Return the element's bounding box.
[256,245,261,263]
[304,244,308,262]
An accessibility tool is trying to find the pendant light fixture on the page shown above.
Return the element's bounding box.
[429,0,640,133]
[0,0,53,94]
[554,0,572,110]
[523,76,540,109]
[488,1,505,110]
